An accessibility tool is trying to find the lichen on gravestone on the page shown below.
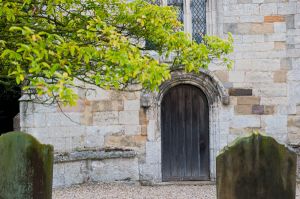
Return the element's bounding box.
[0,132,53,199]
[217,132,297,199]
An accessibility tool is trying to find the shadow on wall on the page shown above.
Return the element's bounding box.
[0,85,21,135]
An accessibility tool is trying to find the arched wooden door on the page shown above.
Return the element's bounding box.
[161,84,209,181]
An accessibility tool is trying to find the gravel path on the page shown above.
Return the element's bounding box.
[53,183,300,199]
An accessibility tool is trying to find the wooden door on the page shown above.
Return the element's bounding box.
[161,84,209,181]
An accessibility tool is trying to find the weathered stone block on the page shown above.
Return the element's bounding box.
[245,72,273,82]
[229,88,252,96]
[145,141,161,164]
[147,120,156,141]
[230,116,261,128]
[297,105,300,115]
[264,15,285,23]
[214,70,229,82]
[0,132,53,199]
[85,125,123,148]
[104,135,146,148]
[20,113,34,128]
[141,125,147,136]
[92,100,124,112]
[237,96,260,105]
[262,115,287,133]
[234,105,252,115]
[52,163,65,188]
[274,41,287,50]
[124,100,140,111]
[260,3,278,15]
[250,23,274,34]
[264,105,275,115]
[63,161,87,186]
[256,84,287,97]
[217,133,296,199]
[241,16,264,23]
[124,125,141,136]
[252,104,264,115]
[61,113,81,126]
[274,70,287,82]
[274,22,287,33]
[288,116,300,128]
[255,58,281,70]
[265,33,286,42]
[93,111,119,125]
[119,111,140,125]
[33,113,47,128]
[278,2,297,15]
[237,0,251,4]
[242,35,264,43]
[261,96,288,105]
[80,104,93,125]
[229,71,245,82]
[46,113,65,127]
[58,99,86,112]
[229,127,261,135]
[139,109,148,125]
[280,58,292,70]
[85,87,111,101]
[286,14,295,29]
[90,158,139,182]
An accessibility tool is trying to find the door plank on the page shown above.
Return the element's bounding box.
[161,84,209,181]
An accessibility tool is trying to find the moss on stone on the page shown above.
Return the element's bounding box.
[0,131,53,199]
[217,132,296,199]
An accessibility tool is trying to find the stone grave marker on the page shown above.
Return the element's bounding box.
[217,132,296,199]
[0,132,53,199]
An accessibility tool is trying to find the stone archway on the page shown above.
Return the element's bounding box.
[158,70,229,105]
[140,70,230,183]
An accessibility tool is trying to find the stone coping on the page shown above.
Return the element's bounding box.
[54,149,137,163]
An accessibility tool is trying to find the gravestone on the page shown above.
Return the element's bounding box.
[0,132,53,199]
[217,132,296,199]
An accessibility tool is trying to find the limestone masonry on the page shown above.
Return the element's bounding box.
[20,0,300,187]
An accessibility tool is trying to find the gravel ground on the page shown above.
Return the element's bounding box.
[53,183,300,199]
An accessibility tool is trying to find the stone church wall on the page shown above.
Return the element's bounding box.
[20,0,300,187]
[212,0,300,146]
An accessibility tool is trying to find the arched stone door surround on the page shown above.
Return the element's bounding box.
[140,70,230,182]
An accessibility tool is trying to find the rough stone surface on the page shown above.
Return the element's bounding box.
[217,133,296,199]
[0,132,53,199]
[52,150,138,188]
[54,149,136,163]
[90,158,139,182]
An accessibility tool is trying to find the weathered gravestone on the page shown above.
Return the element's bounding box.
[217,132,297,199]
[0,132,53,199]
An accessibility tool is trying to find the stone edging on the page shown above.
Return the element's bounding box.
[54,149,137,163]
[159,70,229,105]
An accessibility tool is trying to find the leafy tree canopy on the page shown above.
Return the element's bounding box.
[0,0,233,105]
